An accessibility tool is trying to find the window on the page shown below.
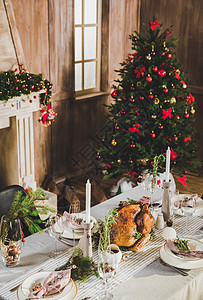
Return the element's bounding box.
[74,0,101,95]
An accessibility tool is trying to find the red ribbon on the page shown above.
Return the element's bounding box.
[162,108,173,120]
[177,176,187,187]
[175,72,180,79]
[187,93,195,104]
[184,137,191,142]
[150,20,160,31]
[134,67,145,78]
[129,123,141,135]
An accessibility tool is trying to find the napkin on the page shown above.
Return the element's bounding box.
[166,240,203,259]
[63,211,84,230]
[28,270,71,299]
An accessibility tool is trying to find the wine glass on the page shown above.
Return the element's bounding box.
[181,196,196,234]
[47,214,64,258]
[68,204,81,247]
[170,190,180,224]
[97,250,116,300]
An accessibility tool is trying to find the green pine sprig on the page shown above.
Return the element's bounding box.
[1,188,56,242]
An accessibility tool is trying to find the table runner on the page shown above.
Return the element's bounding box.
[0,214,202,300]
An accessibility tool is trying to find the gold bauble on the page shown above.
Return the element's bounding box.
[176,69,181,76]
[146,54,151,60]
[117,159,122,164]
[151,114,157,119]
[136,81,142,87]
[183,84,187,89]
[154,97,160,104]
[170,97,176,104]
[111,139,117,146]
[141,158,149,165]
[162,84,167,88]
[191,107,195,114]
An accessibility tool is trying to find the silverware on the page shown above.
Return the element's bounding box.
[10,268,44,292]
[159,258,189,276]
[58,237,73,247]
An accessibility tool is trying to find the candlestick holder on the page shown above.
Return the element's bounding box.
[82,221,93,257]
[162,180,171,222]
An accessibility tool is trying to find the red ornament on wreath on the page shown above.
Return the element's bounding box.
[148,94,153,99]
[158,70,166,77]
[111,90,117,98]
[152,66,158,72]
[146,76,152,82]
[163,88,168,93]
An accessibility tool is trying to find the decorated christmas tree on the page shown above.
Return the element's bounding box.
[96,18,200,185]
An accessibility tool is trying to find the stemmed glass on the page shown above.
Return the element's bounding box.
[68,204,81,247]
[47,214,64,258]
[170,190,180,224]
[181,196,196,234]
[97,250,116,300]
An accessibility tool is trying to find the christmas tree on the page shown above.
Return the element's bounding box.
[96,18,200,184]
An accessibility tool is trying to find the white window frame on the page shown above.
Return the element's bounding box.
[74,0,102,96]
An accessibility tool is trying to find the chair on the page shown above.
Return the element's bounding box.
[0,185,28,218]
[0,185,34,237]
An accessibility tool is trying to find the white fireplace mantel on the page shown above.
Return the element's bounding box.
[0,91,45,189]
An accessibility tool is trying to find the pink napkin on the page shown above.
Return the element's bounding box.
[63,211,84,230]
[28,270,71,299]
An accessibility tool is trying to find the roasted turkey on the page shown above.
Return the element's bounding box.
[110,200,154,252]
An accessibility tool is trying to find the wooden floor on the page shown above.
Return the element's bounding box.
[68,172,203,211]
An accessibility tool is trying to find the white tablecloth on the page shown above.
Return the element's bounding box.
[0,185,203,300]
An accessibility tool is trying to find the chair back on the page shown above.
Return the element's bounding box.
[0,185,28,218]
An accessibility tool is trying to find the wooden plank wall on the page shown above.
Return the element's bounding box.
[139,0,203,167]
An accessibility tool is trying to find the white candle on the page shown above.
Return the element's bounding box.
[165,147,171,182]
[86,179,91,223]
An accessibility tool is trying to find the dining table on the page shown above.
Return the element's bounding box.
[0,184,203,300]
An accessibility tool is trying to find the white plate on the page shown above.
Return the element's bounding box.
[62,214,98,240]
[159,242,203,269]
[164,238,203,261]
[17,271,77,300]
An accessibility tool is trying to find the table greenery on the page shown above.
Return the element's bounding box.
[1,188,56,242]
[55,248,98,281]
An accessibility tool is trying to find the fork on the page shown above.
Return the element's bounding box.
[159,258,190,276]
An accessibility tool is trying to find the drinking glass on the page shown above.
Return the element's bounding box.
[0,216,22,267]
[48,214,64,257]
[170,190,180,224]
[97,250,116,300]
[68,204,81,247]
[181,196,196,234]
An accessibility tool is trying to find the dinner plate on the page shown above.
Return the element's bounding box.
[62,214,98,240]
[17,271,77,300]
[159,243,203,269]
[164,238,203,261]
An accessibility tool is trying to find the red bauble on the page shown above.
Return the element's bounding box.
[152,66,158,72]
[148,94,153,99]
[8,246,18,256]
[22,84,25,88]
[163,88,168,93]
[162,52,166,56]
[31,85,34,90]
[152,133,156,138]
[174,136,178,141]
[130,144,135,148]
[29,100,33,103]
[34,95,37,99]
[111,90,117,98]
[176,115,180,119]
[158,70,166,77]
[185,113,189,118]
[167,53,172,59]
[146,76,152,82]
[15,87,18,90]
